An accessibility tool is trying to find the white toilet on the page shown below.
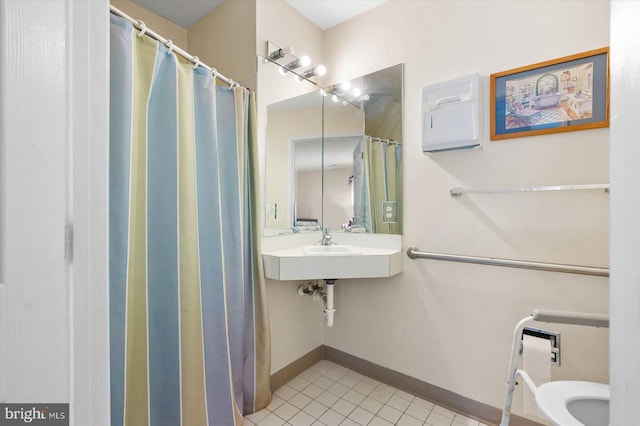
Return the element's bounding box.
[535,381,609,426]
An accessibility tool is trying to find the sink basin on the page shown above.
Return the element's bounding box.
[302,245,361,256]
[536,381,609,426]
[262,245,402,280]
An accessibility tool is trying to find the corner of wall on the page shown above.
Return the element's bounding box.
[110,0,188,47]
[187,0,257,90]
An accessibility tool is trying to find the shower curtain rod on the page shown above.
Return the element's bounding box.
[367,136,400,145]
[109,5,242,89]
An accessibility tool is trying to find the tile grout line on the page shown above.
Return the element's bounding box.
[246,360,488,426]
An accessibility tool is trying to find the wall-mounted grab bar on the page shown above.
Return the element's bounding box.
[406,247,609,277]
[450,182,610,197]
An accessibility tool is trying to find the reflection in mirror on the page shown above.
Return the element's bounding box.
[261,57,324,236]
[261,60,403,236]
[264,91,324,234]
[316,135,362,232]
[317,97,365,231]
[324,64,403,234]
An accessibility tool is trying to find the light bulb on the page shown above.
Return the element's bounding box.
[353,88,361,97]
[316,65,327,76]
[300,55,311,67]
[320,89,327,97]
[361,94,370,101]
[340,81,351,90]
[332,94,339,103]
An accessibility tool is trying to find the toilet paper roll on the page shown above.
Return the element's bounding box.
[522,334,551,418]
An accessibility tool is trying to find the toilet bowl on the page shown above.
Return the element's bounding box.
[535,381,609,426]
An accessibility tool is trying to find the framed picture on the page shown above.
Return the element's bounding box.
[490,47,609,141]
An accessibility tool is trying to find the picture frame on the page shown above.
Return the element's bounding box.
[490,47,609,141]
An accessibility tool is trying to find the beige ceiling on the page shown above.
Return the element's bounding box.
[129,0,386,30]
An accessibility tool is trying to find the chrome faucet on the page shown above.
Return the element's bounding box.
[276,225,299,235]
[320,228,334,245]
[344,224,367,233]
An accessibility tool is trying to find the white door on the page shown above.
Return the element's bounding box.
[610,2,640,423]
[0,1,109,424]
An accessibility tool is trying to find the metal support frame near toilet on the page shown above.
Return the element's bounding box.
[500,309,609,426]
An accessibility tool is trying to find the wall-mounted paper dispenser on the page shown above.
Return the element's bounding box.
[422,73,482,153]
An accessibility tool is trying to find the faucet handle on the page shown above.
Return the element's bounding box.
[320,228,333,245]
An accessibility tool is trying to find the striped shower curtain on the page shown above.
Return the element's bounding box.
[109,15,271,425]
[359,136,403,234]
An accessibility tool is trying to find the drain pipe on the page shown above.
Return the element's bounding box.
[297,279,337,327]
[297,280,320,297]
[324,279,336,327]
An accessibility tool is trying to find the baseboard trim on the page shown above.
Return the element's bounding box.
[323,346,542,426]
[270,345,541,426]
[270,346,324,391]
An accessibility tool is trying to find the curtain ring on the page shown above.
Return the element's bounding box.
[136,20,147,37]
[227,80,236,90]
[165,40,174,55]
[192,56,201,70]
[210,68,218,80]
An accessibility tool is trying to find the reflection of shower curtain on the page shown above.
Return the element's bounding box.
[109,15,270,425]
[359,136,403,234]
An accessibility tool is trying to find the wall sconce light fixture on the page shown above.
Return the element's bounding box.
[266,41,326,83]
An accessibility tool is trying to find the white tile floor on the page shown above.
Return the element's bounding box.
[244,360,491,426]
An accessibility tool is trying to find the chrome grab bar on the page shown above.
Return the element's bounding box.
[406,247,609,277]
[450,182,610,197]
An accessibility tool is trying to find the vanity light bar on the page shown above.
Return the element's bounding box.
[286,56,311,70]
[325,83,368,105]
[268,47,289,61]
[303,67,325,78]
[266,41,326,81]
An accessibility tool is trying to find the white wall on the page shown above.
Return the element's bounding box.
[256,1,327,373]
[610,1,640,423]
[188,0,257,89]
[111,0,187,47]
[321,0,610,420]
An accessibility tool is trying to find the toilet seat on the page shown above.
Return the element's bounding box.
[535,381,609,426]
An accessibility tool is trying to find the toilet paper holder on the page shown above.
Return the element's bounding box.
[521,327,561,366]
